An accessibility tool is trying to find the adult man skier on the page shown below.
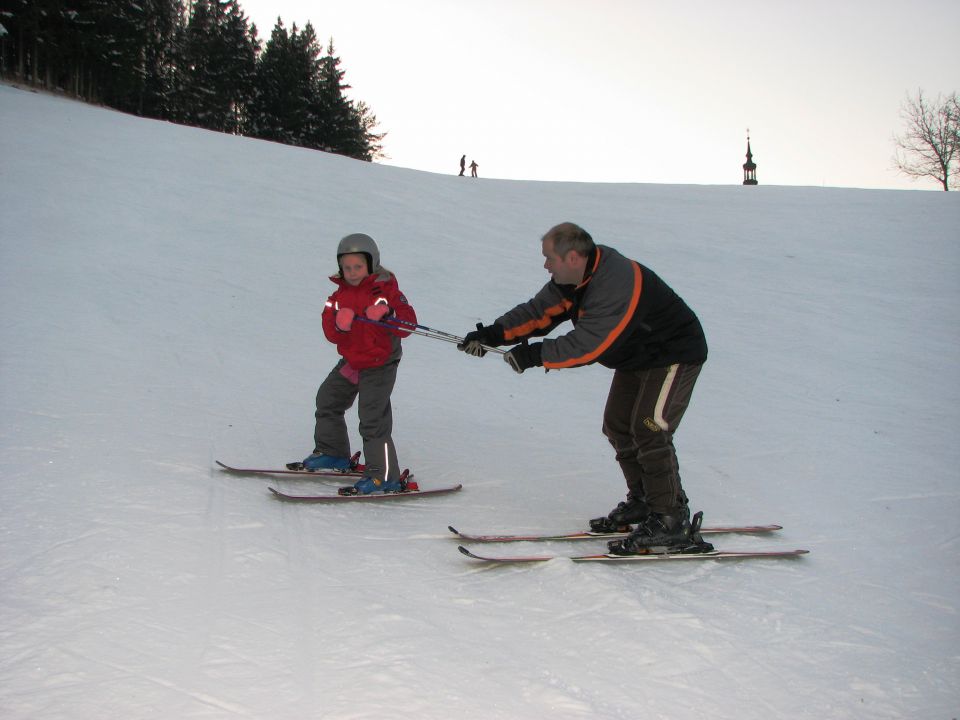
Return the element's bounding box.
[457,222,708,553]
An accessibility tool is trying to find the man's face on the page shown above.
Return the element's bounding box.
[340,253,369,286]
[542,237,584,286]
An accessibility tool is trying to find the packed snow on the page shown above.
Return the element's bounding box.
[1,83,958,719]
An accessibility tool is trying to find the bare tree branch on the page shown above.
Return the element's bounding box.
[893,89,959,191]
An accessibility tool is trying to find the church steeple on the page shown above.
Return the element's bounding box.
[742,130,758,185]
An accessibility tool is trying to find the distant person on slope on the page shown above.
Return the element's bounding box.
[459,154,466,176]
[456,222,708,553]
[300,233,417,494]
[470,160,479,178]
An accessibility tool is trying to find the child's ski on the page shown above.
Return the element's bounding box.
[216,453,417,480]
[216,460,364,478]
[269,484,462,502]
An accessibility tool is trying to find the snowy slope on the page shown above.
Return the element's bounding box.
[1,83,958,719]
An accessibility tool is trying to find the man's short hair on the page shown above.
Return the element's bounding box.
[543,222,595,258]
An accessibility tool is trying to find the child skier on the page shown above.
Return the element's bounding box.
[300,233,416,494]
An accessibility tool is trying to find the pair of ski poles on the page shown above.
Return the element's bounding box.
[354,315,506,355]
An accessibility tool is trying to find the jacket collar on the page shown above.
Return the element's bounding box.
[574,245,600,291]
[550,246,600,295]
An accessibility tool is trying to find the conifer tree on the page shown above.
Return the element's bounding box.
[313,39,355,153]
[138,0,186,119]
[85,1,161,113]
[174,0,257,133]
[312,39,384,160]
[248,19,321,146]
[351,100,386,162]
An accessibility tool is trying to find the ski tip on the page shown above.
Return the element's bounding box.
[457,545,475,557]
[448,525,460,535]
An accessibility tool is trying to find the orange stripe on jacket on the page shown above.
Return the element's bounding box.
[544,261,643,369]
[503,299,573,342]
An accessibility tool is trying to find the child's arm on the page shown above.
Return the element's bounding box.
[382,282,416,337]
[321,295,342,344]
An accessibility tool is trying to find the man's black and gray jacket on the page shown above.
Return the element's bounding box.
[495,245,707,371]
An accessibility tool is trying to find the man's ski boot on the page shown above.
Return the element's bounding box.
[606,509,714,556]
[589,496,651,533]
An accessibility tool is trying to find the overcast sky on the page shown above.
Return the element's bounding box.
[239,0,959,190]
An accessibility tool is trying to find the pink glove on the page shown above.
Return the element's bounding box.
[365,303,392,322]
[335,307,355,331]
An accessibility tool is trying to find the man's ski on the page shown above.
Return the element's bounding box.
[458,545,809,564]
[269,483,462,502]
[448,524,782,543]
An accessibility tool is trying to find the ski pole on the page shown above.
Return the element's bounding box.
[354,315,468,347]
[328,301,459,340]
[383,317,506,353]
[397,318,508,356]
[353,315,506,354]
[380,316,465,342]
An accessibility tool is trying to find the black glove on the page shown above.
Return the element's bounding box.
[503,342,543,374]
[457,323,505,357]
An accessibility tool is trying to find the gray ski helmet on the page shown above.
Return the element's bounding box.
[337,233,380,274]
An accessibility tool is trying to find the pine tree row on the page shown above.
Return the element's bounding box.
[0,0,384,161]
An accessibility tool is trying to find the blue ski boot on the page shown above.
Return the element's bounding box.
[352,476,403,495]
[301,453,353,472]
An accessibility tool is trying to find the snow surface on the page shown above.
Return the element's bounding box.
[1,83,958,719]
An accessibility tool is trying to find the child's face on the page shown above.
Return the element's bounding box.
[340,253,369,286]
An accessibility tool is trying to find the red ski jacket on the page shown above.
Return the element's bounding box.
[322,270,416,370]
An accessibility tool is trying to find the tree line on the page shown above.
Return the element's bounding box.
[0,0,384,161]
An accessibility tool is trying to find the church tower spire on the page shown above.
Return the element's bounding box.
[742,130,758,186]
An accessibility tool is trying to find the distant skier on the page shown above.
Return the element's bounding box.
[456,222,708,554]
[458,154,466,176]
[469,160,478,178]
[300,233,417,494]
